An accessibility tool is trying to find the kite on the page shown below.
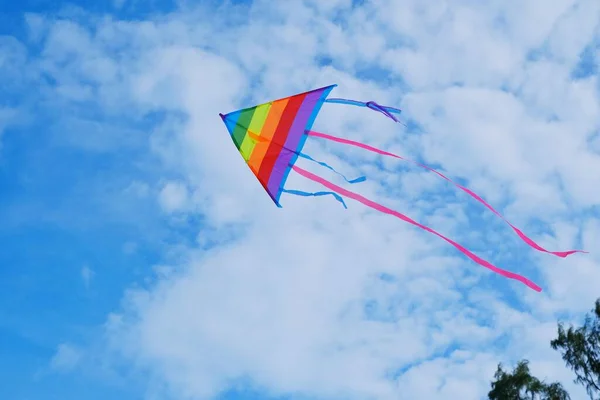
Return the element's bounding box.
[219,84,586,292]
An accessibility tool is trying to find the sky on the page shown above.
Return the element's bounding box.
[0,0,599,399]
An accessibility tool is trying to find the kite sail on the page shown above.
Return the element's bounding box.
[219,84,586,292]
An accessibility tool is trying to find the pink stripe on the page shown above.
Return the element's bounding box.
[293,165,542,292]
[306,130,587,258]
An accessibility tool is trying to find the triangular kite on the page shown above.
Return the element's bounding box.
[219,84,337,206]
[218,84,586,292]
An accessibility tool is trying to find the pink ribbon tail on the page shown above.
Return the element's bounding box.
[293,165,542,292]
[306,130,587,258]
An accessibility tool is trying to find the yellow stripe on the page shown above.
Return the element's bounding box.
[247,98,289,173]
[239,103,271,161]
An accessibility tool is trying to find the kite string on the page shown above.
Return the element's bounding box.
[292,165,542,292]
[306,130,587,258]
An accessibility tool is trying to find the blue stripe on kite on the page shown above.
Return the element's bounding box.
[274,85,337,206]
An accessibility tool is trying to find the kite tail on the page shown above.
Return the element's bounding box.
[282,188,347,209]
[324,98,402,123]
[306,130,587,258]
[297,152,366,184]
[292,165,542,292]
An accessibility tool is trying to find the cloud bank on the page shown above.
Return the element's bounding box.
[2,0,599,399]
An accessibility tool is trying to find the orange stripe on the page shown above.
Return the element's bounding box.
[247,98,289,173]
[246,130,268,142]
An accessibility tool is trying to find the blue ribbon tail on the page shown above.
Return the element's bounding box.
[324,98,402,122]
[297,152,366,184]
[282,188,347,209]
[324,98,367,107]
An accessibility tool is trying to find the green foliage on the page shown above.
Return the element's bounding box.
[551,299,600,400]
[489,298,600,400]
[488,360,570,400]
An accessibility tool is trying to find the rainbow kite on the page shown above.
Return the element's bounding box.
[219,84,586,292]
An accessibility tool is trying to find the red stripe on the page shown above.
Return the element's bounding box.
[257,94,307,186]
[293,165,542,292]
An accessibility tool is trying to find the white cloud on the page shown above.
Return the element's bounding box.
[124,181,151,198]
[81,265,94,289]
[50,343,82,372]
[158,181,189,213]
[21,0,600,399]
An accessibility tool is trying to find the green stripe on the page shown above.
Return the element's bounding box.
[231,107,256,149]
[239,103,271,160]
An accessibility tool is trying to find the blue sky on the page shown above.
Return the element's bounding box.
[0,0,599,399]
[0,1,176,399]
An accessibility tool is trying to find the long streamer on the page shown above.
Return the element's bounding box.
[297,152,366,184]
[282,188,347,208]
[324,98,402,122]
[306,130,586,258]
[292,165,542,292]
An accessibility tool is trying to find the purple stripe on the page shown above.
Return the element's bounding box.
[267,90,324,196]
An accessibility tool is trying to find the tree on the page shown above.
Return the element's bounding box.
[551,299,600,400]
[488,298,600,400]
[488,360,570,400]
